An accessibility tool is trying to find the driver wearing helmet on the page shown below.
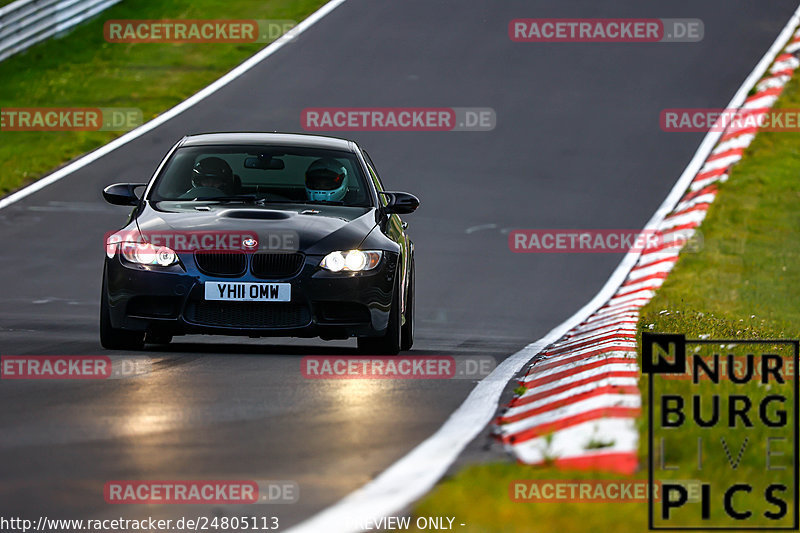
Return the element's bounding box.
[305,158,348,202]
[185,156,234,198]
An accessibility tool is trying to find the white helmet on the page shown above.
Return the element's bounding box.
[305,158,348,202]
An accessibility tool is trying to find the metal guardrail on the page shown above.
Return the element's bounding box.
[0,0,122,63]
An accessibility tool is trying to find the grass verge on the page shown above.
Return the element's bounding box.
[409,72,800,533]
[0,0,326,197]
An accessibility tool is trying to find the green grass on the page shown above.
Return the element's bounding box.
[0,0,326,197]
[413,464,655,533]
[410,74,800,532]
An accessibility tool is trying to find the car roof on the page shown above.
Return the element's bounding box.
[179,132,356,151]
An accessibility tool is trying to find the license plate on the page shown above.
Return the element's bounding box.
[204,282,291,302]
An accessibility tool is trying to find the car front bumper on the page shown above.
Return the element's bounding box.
[104,251,399,339]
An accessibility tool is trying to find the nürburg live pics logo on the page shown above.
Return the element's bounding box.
[643,332,799,530]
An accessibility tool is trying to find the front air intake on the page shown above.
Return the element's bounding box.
[251,253,304,278]
[195,253,247,276]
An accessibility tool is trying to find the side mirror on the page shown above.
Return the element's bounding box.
[381,191,420,215]
[103,183,146,206]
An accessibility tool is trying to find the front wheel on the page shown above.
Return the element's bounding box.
[358,278,402,355]
[400,258,414,351]
[100,274,144,350]
[145,332,173,345]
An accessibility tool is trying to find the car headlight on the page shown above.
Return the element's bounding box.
[320,250,382,272]
[116,241,178,267]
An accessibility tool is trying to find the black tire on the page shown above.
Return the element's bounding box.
[357,276,402,355]
[400,258,414,351]
[145,332,173,345]
[100,273,144,350]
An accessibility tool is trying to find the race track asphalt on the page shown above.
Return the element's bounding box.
[0,0,796,528]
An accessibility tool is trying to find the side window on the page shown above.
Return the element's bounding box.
[364,151,388,207]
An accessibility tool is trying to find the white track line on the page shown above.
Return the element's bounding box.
[288,5,800,532]
[0,0,347,211]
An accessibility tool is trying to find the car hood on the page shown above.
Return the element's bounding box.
[133,202,378,255]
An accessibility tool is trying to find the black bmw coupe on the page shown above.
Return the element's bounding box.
[100,132,418,354]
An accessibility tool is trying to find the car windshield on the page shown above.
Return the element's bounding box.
[148,145,372,207]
